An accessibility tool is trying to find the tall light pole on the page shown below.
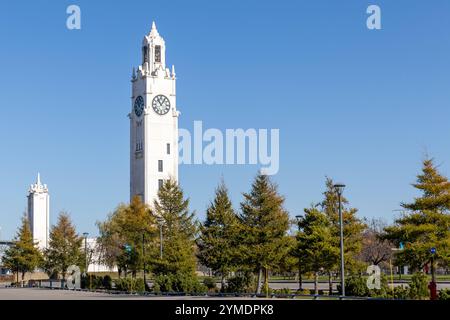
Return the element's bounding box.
[142,232,148,291]
[295,215,303,291]
[333,183,346,297]
[82,232,89,274]
[157,217,164,259]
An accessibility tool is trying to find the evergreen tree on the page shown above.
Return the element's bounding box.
[153,179,198,276]
[44,212,83,280]
[384,158,450,280]
[2,216,43,286]
[320,177,366,293]
[197,180,239,291]
[239,173,291,294]
[402,158,450,212]
[296,206,338,295]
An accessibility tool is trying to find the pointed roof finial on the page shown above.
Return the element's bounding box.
[149,21,159,37]
[37,172,41,186]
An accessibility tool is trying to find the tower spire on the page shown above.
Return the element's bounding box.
[37,172,41,186]
[149,21,159,37]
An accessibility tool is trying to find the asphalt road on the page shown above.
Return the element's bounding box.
[268,280,450,291]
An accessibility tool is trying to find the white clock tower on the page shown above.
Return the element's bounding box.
[130,22,179,206]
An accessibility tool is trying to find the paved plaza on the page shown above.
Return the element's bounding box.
[1,280,449,300]
[0,287,277,300]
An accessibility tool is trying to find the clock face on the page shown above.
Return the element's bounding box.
[134,96,144,117]
[152,95,171,115]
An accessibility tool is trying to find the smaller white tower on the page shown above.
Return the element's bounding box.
[27,173,50,250]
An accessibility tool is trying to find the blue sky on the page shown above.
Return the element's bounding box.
[1,0,450,239]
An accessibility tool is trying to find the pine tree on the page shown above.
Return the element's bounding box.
[402,158,450,212]
[44,212,83,280]
[197,180,239,291]
[320,177,366,293]
[296,207,339,295]
[239,173,291,294]
[153,179,198,276]
[2,216,43,286]
[384,158,450,279]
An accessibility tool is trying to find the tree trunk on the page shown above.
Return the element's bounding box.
[298,267,303,291]
[62,272,65,288]
[314,272,319,295]
[264,268,269,296]
[328,271,333,295]
[220,273,226,292]
[21,272,25,288]
[256,268,263,294]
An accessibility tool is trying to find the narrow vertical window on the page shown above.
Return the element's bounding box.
[143,46,148,63]
[167,143,170,155]
[158,160,163,172]
[155,45,161,62]
[158,179,164,189]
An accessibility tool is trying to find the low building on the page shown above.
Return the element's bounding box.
[83,237,117,273]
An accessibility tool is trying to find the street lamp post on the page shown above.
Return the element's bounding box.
[334,183,346,297]
[429,247,437,300]
[82,232,89,274]
[82,232,89,290]
[157,217,164,259]
[295,215,303,291]
[142,232,148,291]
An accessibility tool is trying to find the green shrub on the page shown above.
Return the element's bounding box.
[338,274,369,297]
[336,273,393,298]
[102,275,112,290]
[81,274,113,290]
[202,277,217,292]
[393,285,410,299]
[225,272,255,293]
[114,277,145,293]
[368,274,390,298]
[153,272,206,294]
[438,288,450,300]
[409,272,429,300]
[372,283,408,300]
[296,289,312,295]
[152,274,170,293]
[273,288,291,295]
[81,275,101,289]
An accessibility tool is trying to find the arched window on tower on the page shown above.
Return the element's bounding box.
[155,45,161,63]
[143,46,149,63]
